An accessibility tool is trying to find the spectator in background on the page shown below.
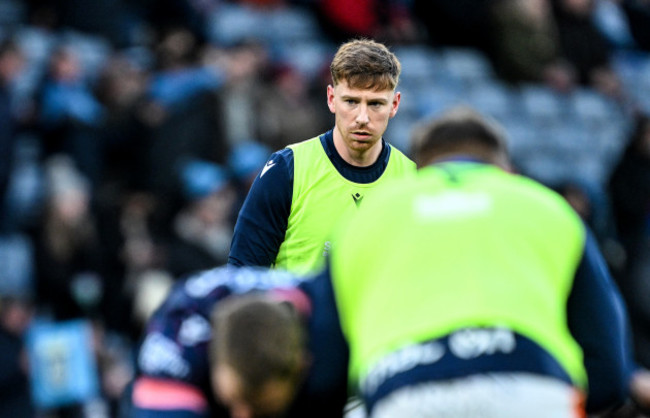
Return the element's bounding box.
[36,45,106,186]
[142,27,228,202]
[609,113,650,369]
[620,0,650,51]
[593,0,638,49]
[114,190,171,341]
[257,64,331,152]
[0,38,26,230]
[488,0,576,92]
[94,53,151,194]
[413,0,493,52]
[0,296,35,418]
[165,160,237,278]
[31,155,107,322]
[610,114,650,269]
[216,40,271,148]
[552,0,626,98]
[313,0,422,44]
[227,140,272,215]
[135,0,217,42]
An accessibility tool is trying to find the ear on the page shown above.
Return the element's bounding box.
[390,91,401,118]
[327,84,336,114]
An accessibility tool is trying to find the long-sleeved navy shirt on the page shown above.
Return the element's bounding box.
[228,130,395,267]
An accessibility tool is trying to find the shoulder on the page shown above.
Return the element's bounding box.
[286,136,325,162]
[239,148,294,194]
[507,173,581,216]
[271,147,295,161]
[259,148,294,179]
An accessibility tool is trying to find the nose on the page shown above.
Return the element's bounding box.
[355,104,369,125]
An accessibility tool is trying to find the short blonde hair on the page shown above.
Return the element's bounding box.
[330,38,401,91]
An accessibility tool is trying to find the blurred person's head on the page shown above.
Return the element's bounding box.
[410,106,511,170]
[96,55,148,108]
[228,141,272,191]
[555,0,595,17]
[224,40,269,84]
[180,159,235,225]
[505,0,552,22]
[0,38,25,86]
[0,296,34,335]
[271,64,308,100]
[44,154,92,225]
[155,27,198,70]
[48,46,83,82]
[211,294,307,418]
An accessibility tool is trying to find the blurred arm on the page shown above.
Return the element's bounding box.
[567,227,633,413]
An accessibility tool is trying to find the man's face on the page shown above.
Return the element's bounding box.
[214,364,297,418]
[327,80,400,162]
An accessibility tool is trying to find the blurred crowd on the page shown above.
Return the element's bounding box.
[0,0,649,417]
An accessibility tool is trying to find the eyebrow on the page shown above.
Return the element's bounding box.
[340,95,388,104]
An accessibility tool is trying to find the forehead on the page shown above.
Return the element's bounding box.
[333,80,395,100]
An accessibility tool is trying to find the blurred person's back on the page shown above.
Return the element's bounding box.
[30,155,107,322]
[164,159,237,278]
[35,45,105,186]
[488,0,576,92]
[0,38,26,231]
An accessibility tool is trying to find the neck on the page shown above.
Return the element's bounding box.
[332,129,382,167]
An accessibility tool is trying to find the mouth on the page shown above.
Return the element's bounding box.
[351,131,372,141]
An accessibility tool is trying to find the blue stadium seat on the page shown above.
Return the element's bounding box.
[415,83,465,119]
[393,45,440,89]
[500,114,543,161]
[518,84,567,127]
[466,80,519,122]
[516,150,573,187]
[265,6,324,43]
[568,88,620,129]
[546,120,593,153]
[275,40,336,80]
[439,48,494,87]
[206,4,323,46]
[206,3,266,46]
